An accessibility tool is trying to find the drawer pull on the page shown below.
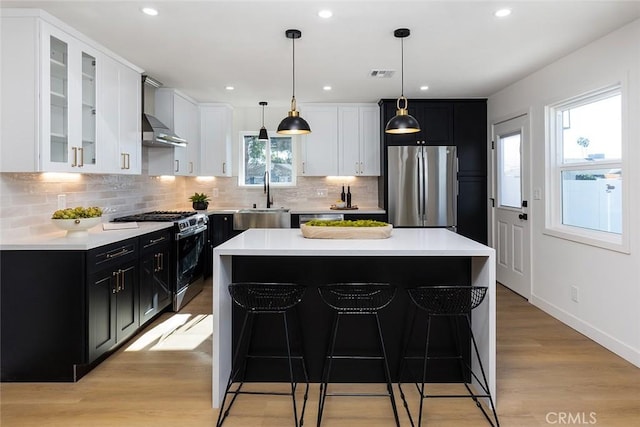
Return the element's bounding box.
[107,248,131,259]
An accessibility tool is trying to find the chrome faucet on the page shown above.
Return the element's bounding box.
[264,171,272,208]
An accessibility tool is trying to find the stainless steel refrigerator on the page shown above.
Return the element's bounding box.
[387,145,457,228]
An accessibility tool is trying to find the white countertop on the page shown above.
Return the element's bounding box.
[205,207,385,215]
[214,228,493,257]
[0,222,173,250]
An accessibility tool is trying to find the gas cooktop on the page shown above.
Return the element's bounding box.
[112,211,198,222]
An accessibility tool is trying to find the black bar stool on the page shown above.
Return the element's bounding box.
[317,283,400,427]
[398,285,499,427]
[216,282,309,427]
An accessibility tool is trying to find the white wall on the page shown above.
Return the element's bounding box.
[488,20,640,366]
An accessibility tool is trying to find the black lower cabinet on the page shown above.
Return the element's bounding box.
[139,230,172,324]
[87,239,139,363]
[209,214,237,247]
[0,250,85,382]
[1,229,174,382]
[206,213,241,277]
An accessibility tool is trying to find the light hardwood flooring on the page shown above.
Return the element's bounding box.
[2,280,639,426]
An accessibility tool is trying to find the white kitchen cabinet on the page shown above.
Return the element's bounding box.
[199,103,233,177]
[116,62,142,174]
[0,10,142,174]
[299,103,380,177]
[148,89,200,176]
[299,105,339,176]
[339,105,380,176]
[97,55,141,175]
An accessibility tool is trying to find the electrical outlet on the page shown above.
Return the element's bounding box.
[571,285,579,303]
[57,194,66,209]
[316,188,328,197]
[533,188,542,200]
[212,188,219,198]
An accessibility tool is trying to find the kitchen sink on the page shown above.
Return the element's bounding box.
[233,208,291,230]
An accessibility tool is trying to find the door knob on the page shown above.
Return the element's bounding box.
[518,213,528,220]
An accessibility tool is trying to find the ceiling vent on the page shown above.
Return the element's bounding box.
[369,69,395,78]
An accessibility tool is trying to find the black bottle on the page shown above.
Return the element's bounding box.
[346,186,352,208]
[340,185,346,202]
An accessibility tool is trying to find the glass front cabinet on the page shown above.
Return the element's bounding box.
[0,11,142,174]
[43,25,99,172]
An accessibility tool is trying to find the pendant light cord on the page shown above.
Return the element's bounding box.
[290,35,297,111]
[400,36,404,97]
[292,36,296,99]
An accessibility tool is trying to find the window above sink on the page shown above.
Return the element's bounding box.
[238,131,297,188]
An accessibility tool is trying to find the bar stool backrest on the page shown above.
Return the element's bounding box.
[408,286,487,315]
[228,282,306,312]
[318,283,396,313]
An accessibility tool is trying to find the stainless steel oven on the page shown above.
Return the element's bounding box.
[174,215,208,310]
[113,211,208,311]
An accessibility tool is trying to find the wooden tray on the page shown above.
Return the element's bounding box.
[300,223,392,239]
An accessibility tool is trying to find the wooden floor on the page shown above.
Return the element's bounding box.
[2,280,639,426]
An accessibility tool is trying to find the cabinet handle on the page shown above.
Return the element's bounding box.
[71,147,78,167]
[120,270,125,291]
[149,237,166,244]
[189,161,193,174]
[153,253,159,272]
[355,162,359,174]
[78,147,84,167]
[302,162,306,174]
[107,248,130,259]
[222,162,226,174]
[175,160,180,172]
[113,270,120,293]
[121,153,131,170]
[360,162,364,174]
[159,253,163,271]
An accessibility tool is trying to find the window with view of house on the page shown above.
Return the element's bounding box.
[546,85,626,251]
[239,132,296,187]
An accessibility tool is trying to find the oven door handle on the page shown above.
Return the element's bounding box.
[175,224,208,240]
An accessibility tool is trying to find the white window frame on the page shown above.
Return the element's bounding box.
[544,84,629,253]
[237,131,297,188]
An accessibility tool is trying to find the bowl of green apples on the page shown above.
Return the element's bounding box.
[51,206,103,237]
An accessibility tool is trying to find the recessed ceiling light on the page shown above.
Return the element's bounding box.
[323,85,332,91]
[494,8,511,18]
[318,10,333,19]
[141,7,158,16]
[420,85,429,91]
[225,86,234,91]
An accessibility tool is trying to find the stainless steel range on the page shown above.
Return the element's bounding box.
[113,211,208,311]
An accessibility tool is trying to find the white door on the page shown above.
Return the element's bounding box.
[492,115,531,299]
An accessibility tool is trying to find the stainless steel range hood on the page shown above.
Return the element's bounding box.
[141,75,187,148]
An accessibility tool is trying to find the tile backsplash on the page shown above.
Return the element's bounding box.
[0,171,379,239]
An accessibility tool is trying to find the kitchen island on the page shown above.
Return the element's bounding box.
[212,228,496,407]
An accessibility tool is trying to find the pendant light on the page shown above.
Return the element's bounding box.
[258,101,269,141]
[277,29,311,135]
[385,28,420,134]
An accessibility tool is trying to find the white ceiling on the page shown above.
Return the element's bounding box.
[3,0,640,107]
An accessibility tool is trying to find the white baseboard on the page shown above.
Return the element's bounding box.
[530,294,640,368]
